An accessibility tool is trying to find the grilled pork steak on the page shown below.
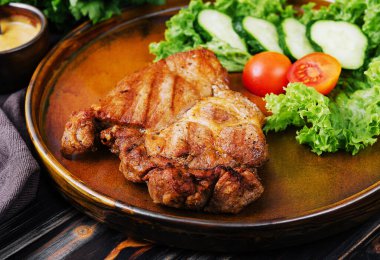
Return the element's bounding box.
[61,49,268,213]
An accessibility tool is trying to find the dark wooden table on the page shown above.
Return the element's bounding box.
[0,169,379,259]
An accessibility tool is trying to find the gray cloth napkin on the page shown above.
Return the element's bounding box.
[0,89,40,222]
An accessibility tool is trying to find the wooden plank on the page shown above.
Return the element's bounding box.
[15,217,126,259]
[0,208,78,259]
[327,214,380,259]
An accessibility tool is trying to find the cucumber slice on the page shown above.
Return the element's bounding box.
[197,9,247,52]
[280,18,314,60]
[309,20,368,70]
[241,16,283,54]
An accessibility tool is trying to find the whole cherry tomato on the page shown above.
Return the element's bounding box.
[242,52,292,97]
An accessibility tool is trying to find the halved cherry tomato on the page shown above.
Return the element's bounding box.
[243,52,292,97]
[287,53,341,95]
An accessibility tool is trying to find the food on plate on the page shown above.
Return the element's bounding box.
[243,52,291,97]
[235,17,283,54]
[61,49,268,213]
[149,0,380,155]
[308,20,368,70]
[150,0,374,71]
[265,80,380,155]
[263,0,380,155]
[264,1,379,155]
[287,53,341,95]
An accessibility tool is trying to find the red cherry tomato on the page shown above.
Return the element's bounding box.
[242,52,292,97]
[287,53,341,95]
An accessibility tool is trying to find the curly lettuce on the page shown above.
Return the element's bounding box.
[265,83,342,155]
[151,0,380,155]
[365,56,380,84]
[299,0,367,25]
[363,0,380,52]
[265,56,380,155]
[334,86,380,153]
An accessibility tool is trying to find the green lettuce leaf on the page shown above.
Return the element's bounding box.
[265,80,380,155]
[265,83,341,155]
[363,0,380,52]
[334,86,380,153]
[365,56,380,84]
[300,0,367,25]
[215,0,294,24]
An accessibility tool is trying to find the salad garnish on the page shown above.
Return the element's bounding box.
[150,0,380,155]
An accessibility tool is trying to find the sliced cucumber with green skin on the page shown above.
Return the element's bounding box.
[308,20,368,70]
[239,16,283,54]
[279,18,315,60]
[197,9,247,52]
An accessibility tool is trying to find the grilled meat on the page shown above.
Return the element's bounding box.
[61,49,268,213]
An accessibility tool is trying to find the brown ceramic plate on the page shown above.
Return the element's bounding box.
[26,0,380,251]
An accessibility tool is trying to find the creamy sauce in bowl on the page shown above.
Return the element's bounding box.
[0,16,40,52]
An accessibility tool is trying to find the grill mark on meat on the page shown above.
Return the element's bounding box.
[156,68,175,128]
[144,72,154,129]
[171,75,177,112]
[145,70,160,129]
[130,66,154,125]
[146,66,177,130]
[197,55,214,93]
